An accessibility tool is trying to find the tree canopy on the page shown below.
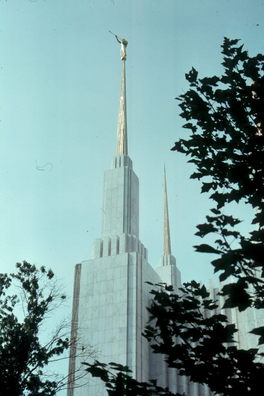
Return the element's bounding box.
[0,261,69,396]
[172,37,264,315]
[85,38,264,396]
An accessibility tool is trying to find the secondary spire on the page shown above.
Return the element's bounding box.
[114,34,128,156]
[163,166,172,256]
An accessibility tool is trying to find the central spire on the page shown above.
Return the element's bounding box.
[115,35,128,156]
[100,35,139,239]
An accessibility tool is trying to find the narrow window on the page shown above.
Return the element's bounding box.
[116,236,120,254]
[100,241,103,257]
[108,238,111,256]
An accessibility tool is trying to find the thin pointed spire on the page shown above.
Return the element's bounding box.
[116,37,128,156]
[111,33,128,156]
[163,166,171,256]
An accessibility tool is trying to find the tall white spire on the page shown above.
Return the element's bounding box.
[157,167,180,287]
[100,35,139,239]
[163,166,172,256]
[116,37,128,156]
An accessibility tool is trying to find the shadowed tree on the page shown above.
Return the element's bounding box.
[0,261,94,396]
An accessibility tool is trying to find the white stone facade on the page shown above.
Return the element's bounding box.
[67,147,185,395]
[67,148,178,395]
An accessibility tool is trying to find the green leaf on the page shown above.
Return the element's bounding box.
[195,223,217,237]
[194,244,220,254]
[222,282,251,311]
[201,182,214,193]
[86,364,110,382]
[185,67,198,83]
[249,326,264,345]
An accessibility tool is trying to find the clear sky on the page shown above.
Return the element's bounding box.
[0,0,263,393]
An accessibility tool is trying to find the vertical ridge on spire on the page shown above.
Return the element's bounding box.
[116,56,128,155]
[163,166,171,256]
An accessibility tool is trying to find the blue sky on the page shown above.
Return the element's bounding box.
[1,0,263,290]
[0,0,263,391]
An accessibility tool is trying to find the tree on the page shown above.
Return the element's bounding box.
[0,261,93,396]
[84,38,264,395]
[172,37,264,315]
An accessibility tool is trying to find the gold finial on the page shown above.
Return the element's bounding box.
[109,31,128,60]
[110,31,128,155]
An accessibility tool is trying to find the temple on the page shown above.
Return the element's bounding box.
[67,38,262,396]
[67,37,183,396]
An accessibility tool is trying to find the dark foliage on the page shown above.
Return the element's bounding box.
[143,282,263,396]
[171,36,264,328]
[85,361,180,396]
[0,261,68,396]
